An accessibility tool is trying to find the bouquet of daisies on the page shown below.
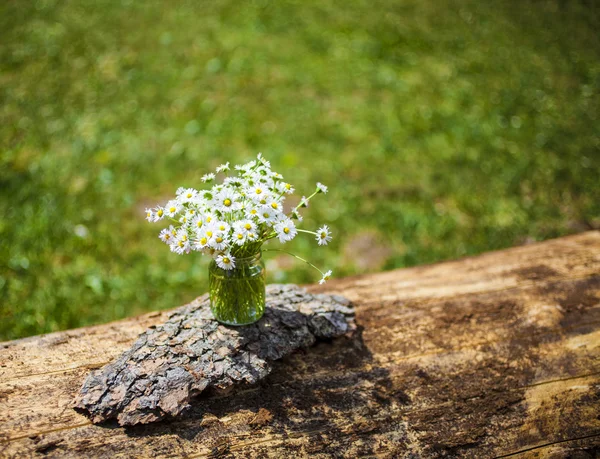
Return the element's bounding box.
[145,153,332,284]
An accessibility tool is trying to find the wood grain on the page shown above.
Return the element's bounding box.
[1,231,599,458]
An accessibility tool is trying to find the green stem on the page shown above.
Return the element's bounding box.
[262,248,325,276]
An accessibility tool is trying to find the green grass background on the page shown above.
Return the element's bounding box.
[1,0,599,340]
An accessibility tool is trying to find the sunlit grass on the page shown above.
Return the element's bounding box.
[1,0,599,339]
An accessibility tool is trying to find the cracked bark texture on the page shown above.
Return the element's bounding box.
[73,284,355,426]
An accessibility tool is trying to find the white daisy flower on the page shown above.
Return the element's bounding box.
[201,173,215,183]
[246,231,259,242]
[274,218,297,243]
[165,200,181,217]
[191,215,205,232]
[153,207,165,222]
[214,221,231,234]
[145,208,155,222]
[238,220,256,234]
[291,209,303,222]
[216,188,240,213]
[216,254,236,270]
[235,160,256,171]
[316,225,332,246]
[319,270,332,285]
[176,187,186,196]
[276,182,294,194]
[257,152,271,168]
[210,233,229,251]
[316,182,328,194]
[216,162,230,173]
[256,206,277,224]
[179,188,198,203]
[159,228,173,243]
[232,230,247,245]
[246,205,260,220]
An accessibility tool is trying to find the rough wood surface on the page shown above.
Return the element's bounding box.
[73,285,354,425]
[1,231,600,458]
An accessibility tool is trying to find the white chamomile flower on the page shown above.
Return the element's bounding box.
[246,184,269,201]
[239,220,256,234]
[246,231,259,242]
[191,215,205,232]
[172,230,191,254]
[211,232,229,251]
[145,208,155,222]
[216,254,236,270]
[213,221,229,234]
[246,205,260,220]
[256,206,277,224]
[216,162,230,173]
[236,160,256,171]
[257,152,271,168]
[276,182,294,194]
[316,182,328,194]
[217,188,240,213]
[319,270,332,285]
[232,229,247,246]
[291,209,303,221]
[179,188,198,203]
[267,198,283,213]
[159,228,173,243]
[316,225,332,246]
[202,173,215,183]
[149,207,165,222]
[165,200,181,217]
[274,218,297,243]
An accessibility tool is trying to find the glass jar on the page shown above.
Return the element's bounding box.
[208,251,266,326]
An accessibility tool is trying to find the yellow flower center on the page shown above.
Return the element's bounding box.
[223,199,232,207]
[189,209,195,214]
[285,183,291,190]
[147,211,151,217]
[178,241,184,247]
[186,193,193,198]
[237,233,243,240]
[200,237,207,245]
[197,221,203,228]
[182,234,187,241]
[321,232,326,238]
[206,216,212,222]
[216,237,223,243]
[263,212,270,218]
[244,223,252,230]
[223,257,230,264]
[250,209,257,215]
[169,207,176,213]
[206,231,213,237]
[255,188,262,194]
[271,202,278,209]
[283,227,290,234]
[219,225,226,231]
[157,209,163,217]
[165,234,171,240]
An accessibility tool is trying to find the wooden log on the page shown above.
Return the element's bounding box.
[1,231,600,458]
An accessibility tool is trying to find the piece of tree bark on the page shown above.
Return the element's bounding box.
[73,284,354,426]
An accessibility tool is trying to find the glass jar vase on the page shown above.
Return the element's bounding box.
[208,251,266,325]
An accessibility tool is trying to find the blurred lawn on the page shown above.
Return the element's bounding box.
[1,0,599,340]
